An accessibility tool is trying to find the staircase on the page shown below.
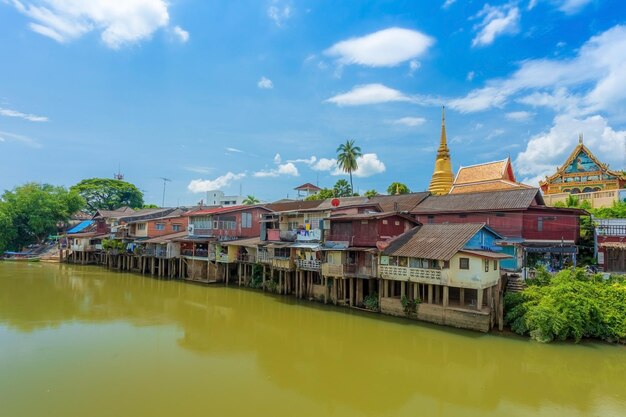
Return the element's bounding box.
[506,274,526,293]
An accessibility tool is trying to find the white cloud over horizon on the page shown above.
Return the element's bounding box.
[188,172,246,193]
[390,116,427,127]
[267,1,291,27]
[9,0,181,48]
[254,162,299,178]
[515,114,626,186]
[325,27,434,67]
[0,107,48,122]
[472,3,520,47]
[451,25,626,114]
[505,111,534,121]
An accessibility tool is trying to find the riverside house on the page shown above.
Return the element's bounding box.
[378,223,510,332]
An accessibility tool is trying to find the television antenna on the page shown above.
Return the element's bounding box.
[158,177,172,207]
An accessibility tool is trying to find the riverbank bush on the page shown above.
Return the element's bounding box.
[505,268,626,343]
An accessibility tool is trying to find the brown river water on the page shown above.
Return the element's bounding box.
[0,262,625,417]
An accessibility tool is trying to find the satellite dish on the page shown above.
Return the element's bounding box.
[331,198,340,207]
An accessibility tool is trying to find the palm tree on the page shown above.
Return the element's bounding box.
[336,139,362,193]
[242,195,260,205]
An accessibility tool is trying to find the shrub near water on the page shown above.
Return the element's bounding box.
[505,268,626,343]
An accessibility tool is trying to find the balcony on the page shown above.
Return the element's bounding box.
[379,265,442,283]
[155,248,168,258]
[182,249,208,258]
[321,263,343,277]
[267,229,297,242]
[295,259,321,271]
[256,252,271,264]
[271,257,293,270]
[237,253,256,263]
[344,263,375,278]
[295,229,322,242]
[597,225,626,236]
[216,253,230,263]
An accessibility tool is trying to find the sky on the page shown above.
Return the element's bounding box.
[0,0,625,206]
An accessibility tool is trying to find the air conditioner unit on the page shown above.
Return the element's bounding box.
[187,224,195,235]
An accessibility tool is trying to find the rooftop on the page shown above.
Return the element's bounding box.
[412,188,544,214]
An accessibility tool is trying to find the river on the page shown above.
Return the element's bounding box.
[0,262,624,417]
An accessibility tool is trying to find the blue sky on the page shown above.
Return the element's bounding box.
[0,0,625,205]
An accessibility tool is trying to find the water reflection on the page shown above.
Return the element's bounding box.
[1,263,625,417]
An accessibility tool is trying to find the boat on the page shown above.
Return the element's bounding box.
[2,251,41,262]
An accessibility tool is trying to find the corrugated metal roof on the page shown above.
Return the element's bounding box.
[264,200,324,212]
[143,231,188,244]
[411,188,543,213]
[368,193,430,212]
[459,249,512,259]
[383,223,487,260]
[220,237,262,247]
[67,220,94,234]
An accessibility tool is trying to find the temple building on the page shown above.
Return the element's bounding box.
[428,107,454,195]
[449,158,532,194]
[540,135,626,208]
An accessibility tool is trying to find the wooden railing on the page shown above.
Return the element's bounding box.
[271,257,293,270]
[256,252,271,263]
[344,264,375,277]
[295,259,321,270]
[237,254,256,263]
[321,263,343,277]
[379,265,442,283]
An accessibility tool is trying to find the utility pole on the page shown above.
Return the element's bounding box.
[158,177,171,207]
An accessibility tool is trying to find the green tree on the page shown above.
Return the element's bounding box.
[364,189,379,198]
[0,183,83,250]
[242,195,260,205]
[333,179,352,197]
[387,182,410,195]
[70,178,144,212]
[336,139,362,193]
[305,188,335,201]
[565,194,580,207]
[593,201,626,219]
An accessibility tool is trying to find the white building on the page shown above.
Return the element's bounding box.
[205,190,245,206]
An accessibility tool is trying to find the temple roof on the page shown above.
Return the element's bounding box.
[539,139,625,186]
[454,158,514,184]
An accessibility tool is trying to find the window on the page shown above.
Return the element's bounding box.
[172,224,182,232]
[459,214,467,218]
[382,219,388,225]
[288,221,299,230]
[427,215,435,224]
[155,223,165,231]
[484,259,489,272]
[137,223,146,231]
[537,217,543,232]
[459,257,470,270]
[442,260,450,269]
[395,220,400,226]
[493,260,498,270]
[274,247,290,258]
[242,212,252,228]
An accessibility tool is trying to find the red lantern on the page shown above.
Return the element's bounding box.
[331,198,340,207]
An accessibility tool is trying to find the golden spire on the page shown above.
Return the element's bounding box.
[428,106,454,195]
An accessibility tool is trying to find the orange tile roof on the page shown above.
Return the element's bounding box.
[449,180,532,194]
[454,159,509,184]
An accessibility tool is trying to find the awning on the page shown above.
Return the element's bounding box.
[460,249,512,259]
[289,242,321,250]
[266,242,291,248]
[523,246,578,254]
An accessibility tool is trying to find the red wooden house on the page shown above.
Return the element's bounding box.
[411,188,586,270]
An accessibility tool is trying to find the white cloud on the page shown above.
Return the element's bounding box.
[325,27,434,67]
[184,166,213,174]
[351,153,387,177]
[390,116,427,127]
[287,156,317,165]
[9,0,180,49]
[466,71,475,81]
[187,172,245,193]
[505,111,534,121]
[530,0,592,14]
[326,83,411,106]
[268,2,291,27]
[408,59,421,76]
[324,153,386,177]
[515,114,626,185]
[0,130,41,148]
[0,107,48,122]
[258,76,274,89]
[472,3,520,47]
[442,0,457,9]
[254,162,299,178]
[226,147,243,153]
[451,25,626,114]
[273,153,282,164]
[172,25,189,43]
[312,158,337,171]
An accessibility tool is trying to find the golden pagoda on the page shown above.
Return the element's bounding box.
[428,106,454,195]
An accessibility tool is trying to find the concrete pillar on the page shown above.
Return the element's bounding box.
[443,286,449,308]
[349,278,354,307]
[435,285,440,305]
[477,288,484,311]
[400,281,406,298]
[460,288,465,307]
